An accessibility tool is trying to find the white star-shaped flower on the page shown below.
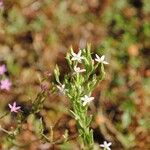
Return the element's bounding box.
[95,54,109,64]
[71,50,84,63]
[100,141,112,150]
[57,84,66,94]
[74,66,86,74]
[81,95,94,106]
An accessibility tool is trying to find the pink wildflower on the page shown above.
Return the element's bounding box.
[0,0,3,8]
[0,79,12,91]
[41,84,49,91]
[8,102,21,113]
[0,64,7,75]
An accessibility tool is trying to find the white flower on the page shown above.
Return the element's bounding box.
[71,50,84,63]
[100,141,112,150]
[95,54,109,64]
[57,84,66,94]
[81,95,94,106]
[74,66,86,74]
[39,142,51,150]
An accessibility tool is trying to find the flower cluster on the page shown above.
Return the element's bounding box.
[57,49,109,106]
[0,64,20,113]
[54,47,109,149]
[0,65,12,91]
[71,50,108,75]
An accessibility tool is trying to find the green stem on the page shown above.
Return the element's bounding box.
[0,126,11,134]
[73,107,94,150]
[41,133,51,142]
[0,112,9,119]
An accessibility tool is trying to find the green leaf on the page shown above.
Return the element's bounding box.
[121,100,136,114]
[54,65,60,83]
[122,112,131,128]
[69,110,79,120]
[35,118,44,136]
[66,52,72,68]
[86,115,93,127]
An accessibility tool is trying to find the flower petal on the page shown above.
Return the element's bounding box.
[103,61,109,64]
[13,102,16,107]
[8,104,12,109]
[83,101,86,106]
[100,144,105,148]
[78,50,82,56]
[101,55,105,61]
[71,51,76,56]
[107,142,112,146]
[95,54,100,59]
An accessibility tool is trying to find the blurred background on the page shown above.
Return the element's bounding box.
[0,0,149,149]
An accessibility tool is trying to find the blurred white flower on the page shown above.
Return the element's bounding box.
[57,84,66,94]
[95,54,109,64]
[9,146,18,150]
[74,66,86,73]
[71,50,84,63]
[39,143,51,150]
[100,141,112,150]
[81,95,94,106]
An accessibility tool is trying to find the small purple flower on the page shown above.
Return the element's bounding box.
[8,102,21,113]
[0,64,7,75]
[41,83,49,91]
[0,79,12,91]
